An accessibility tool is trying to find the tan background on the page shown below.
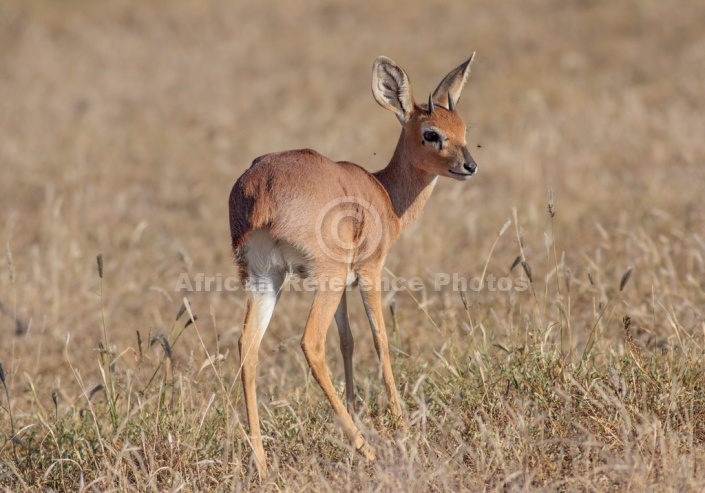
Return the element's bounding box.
[1,0,704,489]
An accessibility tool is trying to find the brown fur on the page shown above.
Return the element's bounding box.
[230,149,400,265]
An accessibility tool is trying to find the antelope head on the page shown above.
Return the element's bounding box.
[372,53,477,180]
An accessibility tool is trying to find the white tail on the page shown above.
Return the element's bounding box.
[229,53,477,477]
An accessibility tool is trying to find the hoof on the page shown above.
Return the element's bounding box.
[359,441,377,461]
[253,453,268,480]
[353,435,376,461]
[389,408,407,431]
[255,462,268,480]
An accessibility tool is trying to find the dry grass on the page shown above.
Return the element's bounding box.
[1,0,705,491]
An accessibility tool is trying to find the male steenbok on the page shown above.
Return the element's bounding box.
[229,53,478,476]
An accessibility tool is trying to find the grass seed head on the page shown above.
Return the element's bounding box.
[88,384,105,401]
[96,253,104,279]
[150,334,173,360]
[175,303,187,321]
[14,318,27,336]
[622,314,643,362]
[459,289,469,311]
[6,244,15,284]
[136,330,143,360]
[521,260,533,283]
[620,266,634,291]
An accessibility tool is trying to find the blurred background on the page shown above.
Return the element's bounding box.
[1,0,704,404]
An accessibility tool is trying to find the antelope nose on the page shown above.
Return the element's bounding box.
[463,161,477,174]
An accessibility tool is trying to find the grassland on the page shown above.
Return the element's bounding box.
[1,0,705,491]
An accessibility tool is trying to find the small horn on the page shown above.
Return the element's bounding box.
[448,91,455,111]
[428,93,434,114]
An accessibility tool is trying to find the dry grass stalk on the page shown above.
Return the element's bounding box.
[0,362,16,460]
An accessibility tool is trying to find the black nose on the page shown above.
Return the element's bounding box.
[463,161,477,174]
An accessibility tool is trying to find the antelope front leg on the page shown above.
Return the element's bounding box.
[359,276,405,425]
[301,288,375,461]
[334,290,355,413]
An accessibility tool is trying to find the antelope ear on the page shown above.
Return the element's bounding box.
[372,56,415,124]
[432,52,475,109]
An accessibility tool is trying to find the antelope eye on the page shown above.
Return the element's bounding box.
[423,131,440,143]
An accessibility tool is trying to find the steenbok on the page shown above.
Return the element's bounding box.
[229,53,478,476]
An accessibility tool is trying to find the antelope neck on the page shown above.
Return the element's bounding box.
[373,129,438,233]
